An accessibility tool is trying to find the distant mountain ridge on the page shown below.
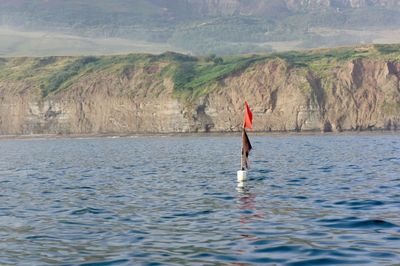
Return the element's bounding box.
[184,0,400,12]
[286,0,400,9]
[1,0,400,56]
[2,0,400,24]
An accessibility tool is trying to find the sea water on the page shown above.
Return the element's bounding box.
[0,133,399,265]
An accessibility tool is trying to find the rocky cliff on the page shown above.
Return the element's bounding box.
[0,45,399,135]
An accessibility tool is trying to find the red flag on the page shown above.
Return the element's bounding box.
[243,101,253,129]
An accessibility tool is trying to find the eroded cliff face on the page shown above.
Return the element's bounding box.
[199,58,400,132]
[0,56,399,135]
[0,63,190,135]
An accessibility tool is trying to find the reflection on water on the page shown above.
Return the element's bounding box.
[236,183,266,262]
[237,183,264,224]
[0,133,400,265]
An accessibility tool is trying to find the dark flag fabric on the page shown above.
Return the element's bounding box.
[242,128,252,169]
[243,101,253,129]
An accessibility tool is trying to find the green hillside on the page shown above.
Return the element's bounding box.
[1,44,399,99]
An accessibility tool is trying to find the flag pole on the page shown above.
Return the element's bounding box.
[240,130,243,170]
[240,125,244,171]
[238,117,247,183]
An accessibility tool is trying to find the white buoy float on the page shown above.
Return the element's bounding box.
[237,169,247,183]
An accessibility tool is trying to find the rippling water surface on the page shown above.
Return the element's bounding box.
[1,133,400,265]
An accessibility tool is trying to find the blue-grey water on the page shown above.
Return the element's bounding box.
[0,134,399,265]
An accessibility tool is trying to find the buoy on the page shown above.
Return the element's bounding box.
[237,101,253,185]
[237,170,247,182]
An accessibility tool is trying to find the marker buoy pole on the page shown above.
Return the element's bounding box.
[237,101,252,184]
[237,144,247,182]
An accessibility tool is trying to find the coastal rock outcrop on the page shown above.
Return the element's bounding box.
[0,50,399,135]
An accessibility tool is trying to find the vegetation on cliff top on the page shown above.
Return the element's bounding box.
[0,44,399,99]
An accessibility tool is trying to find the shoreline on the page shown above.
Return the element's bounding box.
[0,129,399,140]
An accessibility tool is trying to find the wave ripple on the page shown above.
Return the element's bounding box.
[0,134,399,265]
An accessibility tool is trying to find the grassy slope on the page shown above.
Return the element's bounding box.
[1,44,400,99]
